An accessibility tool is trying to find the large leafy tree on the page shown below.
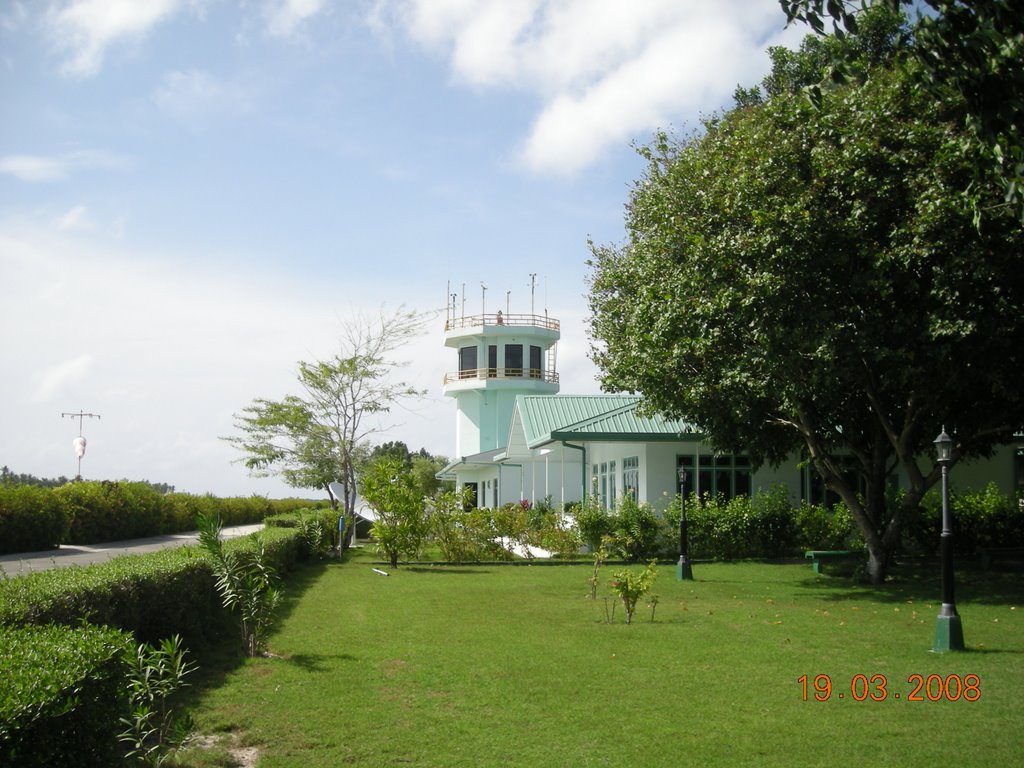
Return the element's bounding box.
[223,308,426,526]
[587,15,1024,583]
[780,0,1024,222]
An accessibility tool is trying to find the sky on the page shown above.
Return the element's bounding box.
[0,0,804,498]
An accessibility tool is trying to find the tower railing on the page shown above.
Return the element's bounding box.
[443,367,560,385]
[445,313,560,332]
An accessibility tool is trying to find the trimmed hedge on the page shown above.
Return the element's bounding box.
[0,485,69,553]
[0,526,306,645]
[0,480,327,554]
[0,623,134,768]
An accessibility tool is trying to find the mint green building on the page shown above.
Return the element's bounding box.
[440,305,1023,511]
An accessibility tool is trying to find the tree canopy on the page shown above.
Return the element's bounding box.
[587,10,1024,582]
[780,0,1024,222]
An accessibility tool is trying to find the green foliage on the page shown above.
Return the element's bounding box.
[781,0,1024,222]
[571,494,612,551]
[361,458,429,567]
[907,482,1024,557]
[608,560,658,624]
[793,501,862,552]
[0,526,305,648]
[587,15,1024,582]
[55,481,164,544]
[427,487,491,562]
[119,634,196,766]
[608,496,661,561]
[197,514,283,657]
[0,547,222,645]
[0,483,69,554]
[0,481,314,555]
[0,623,134,767]
[265,508,340,556]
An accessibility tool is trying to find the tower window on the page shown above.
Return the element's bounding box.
[459,346,478,379]
[504,344,523,377]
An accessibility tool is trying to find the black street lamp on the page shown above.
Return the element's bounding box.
[933,427,965,652]
[677,466,693,581]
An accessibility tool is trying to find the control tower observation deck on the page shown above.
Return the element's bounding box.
[443,311,560,458]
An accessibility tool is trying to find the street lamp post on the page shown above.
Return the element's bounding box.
[933,428,965,652]
[677,467,693,581]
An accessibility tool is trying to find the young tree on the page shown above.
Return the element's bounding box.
[360,457,428,568]
[223,307,427,529]
[587,16,1024,583]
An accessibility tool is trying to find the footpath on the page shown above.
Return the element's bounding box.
[0,524,264,577]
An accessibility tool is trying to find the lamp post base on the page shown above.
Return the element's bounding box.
[932,607,965,652]
[676,557,693,581]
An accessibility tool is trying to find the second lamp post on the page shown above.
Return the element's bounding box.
[677,466,694,580]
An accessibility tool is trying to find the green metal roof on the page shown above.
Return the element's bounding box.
[514,394,699,449]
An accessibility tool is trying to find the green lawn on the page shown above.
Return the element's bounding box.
[179,550,1023,767]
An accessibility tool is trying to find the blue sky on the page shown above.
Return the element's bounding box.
[1,0,802,497]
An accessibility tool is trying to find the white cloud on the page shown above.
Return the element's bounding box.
[376,0,802,175]
[0,149,131,182]
[34,354,95,402]
[264,0,328,39]
[47,0,183,77]
[152,69,255,131]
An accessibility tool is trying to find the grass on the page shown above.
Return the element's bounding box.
[175,549,1024,767]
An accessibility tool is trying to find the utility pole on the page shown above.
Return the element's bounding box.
[529,273,537,315]
[62,410,101,480]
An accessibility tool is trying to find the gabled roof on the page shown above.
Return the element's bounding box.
[511,394,699,451]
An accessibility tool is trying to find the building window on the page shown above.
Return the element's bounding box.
[592,461,616,508]
[678,453,751,501]
[529,345,542,378]
[504,344,523,377]
[488,345,497,378]
[458,346,477,379]
[623,456,639,499]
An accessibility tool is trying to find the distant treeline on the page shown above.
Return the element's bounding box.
[1,466,175,494]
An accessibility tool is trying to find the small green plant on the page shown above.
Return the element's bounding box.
[299,515,330,559]
[588,535,613,599]
[119,634,196,766]
[608,560,658,624]
[197,513,282,657]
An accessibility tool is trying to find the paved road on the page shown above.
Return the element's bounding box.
[0,524,264,577]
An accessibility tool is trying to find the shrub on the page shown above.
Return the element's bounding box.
[571,496,612,551]
[0,623,134,767]
[608,496,661,561]
[908,483,1024,556]
[794,501,861,551]
[686,487,814,560]
[0,484,69,554]
[266,507,339,555]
